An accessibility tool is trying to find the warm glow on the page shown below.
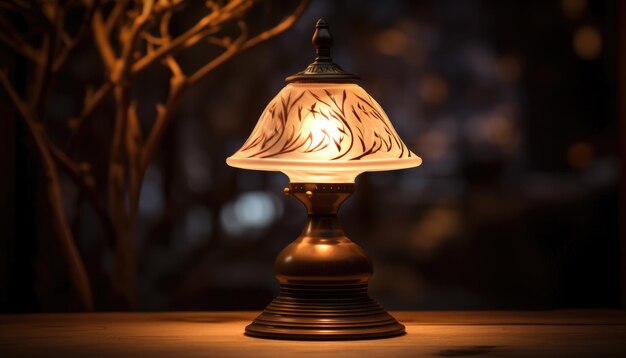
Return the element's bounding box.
[573,25,602,60]
[315,244,333,255]
[227,82,421,182]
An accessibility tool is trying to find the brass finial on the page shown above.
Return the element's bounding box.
[312,18,333,62]
[285,19,359,83]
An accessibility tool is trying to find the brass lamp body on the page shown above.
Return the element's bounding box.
[245,183,405,340]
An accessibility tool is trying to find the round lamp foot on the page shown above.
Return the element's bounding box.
[245,283,405,340]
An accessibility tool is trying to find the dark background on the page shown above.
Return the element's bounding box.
[1,0,624,311]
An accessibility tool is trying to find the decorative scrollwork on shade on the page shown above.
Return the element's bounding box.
[237,83,415,160]
[302,63,346,74]
[227,82,421,183]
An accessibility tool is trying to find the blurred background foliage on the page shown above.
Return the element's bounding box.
[2,0,621,311]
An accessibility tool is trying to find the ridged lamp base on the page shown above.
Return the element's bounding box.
[245,283,405,340]
[245,183,405,340]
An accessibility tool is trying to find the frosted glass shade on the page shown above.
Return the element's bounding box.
[227,82,421,183]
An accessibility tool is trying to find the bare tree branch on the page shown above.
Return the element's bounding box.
[105,1,159,308]
[138,75,186,184]
[117,0,154,69]
[0,14,39,62]
[187,22,248,85]
[191,0,311,84]
[130,0,254,75]
[239,0,310,52]
[105,0,130,34]
[48,142,95,189]
[0,68,31,120]
[48,140,117,247]
[159,9,172,39]
[93,9,116,71]
[53,0,98,72]
[125,101,144,224]
[1,0,311,311]
[69,81,112,130]
[0,69,94,311]
[136,0,310,205]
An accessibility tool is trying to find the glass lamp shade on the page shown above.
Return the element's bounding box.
[227,82,421,183]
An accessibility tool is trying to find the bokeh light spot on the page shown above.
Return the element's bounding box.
[468,105,520,153]
[417,130,451,161]
[496,55,521,83]
[562,0,586,19]
[419,74,449,106]
[410,206,461,260]
[374,28,409,57]
[573,25,602,60]
[567,142,594,169]
[220,191,282,238]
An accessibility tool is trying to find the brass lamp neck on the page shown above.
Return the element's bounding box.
[286,183,355,215]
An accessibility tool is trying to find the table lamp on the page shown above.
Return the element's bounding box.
[227,19,421,340]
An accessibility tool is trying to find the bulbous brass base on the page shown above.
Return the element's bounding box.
[245,183,405,340]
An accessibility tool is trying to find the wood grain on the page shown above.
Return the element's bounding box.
[0,311,625,357]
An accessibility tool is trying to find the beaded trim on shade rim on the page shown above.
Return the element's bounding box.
[227,82,421,183]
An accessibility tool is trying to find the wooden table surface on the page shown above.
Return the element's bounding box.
[1,311,625,357]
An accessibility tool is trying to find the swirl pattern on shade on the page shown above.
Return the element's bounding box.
[233,83,417,161]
